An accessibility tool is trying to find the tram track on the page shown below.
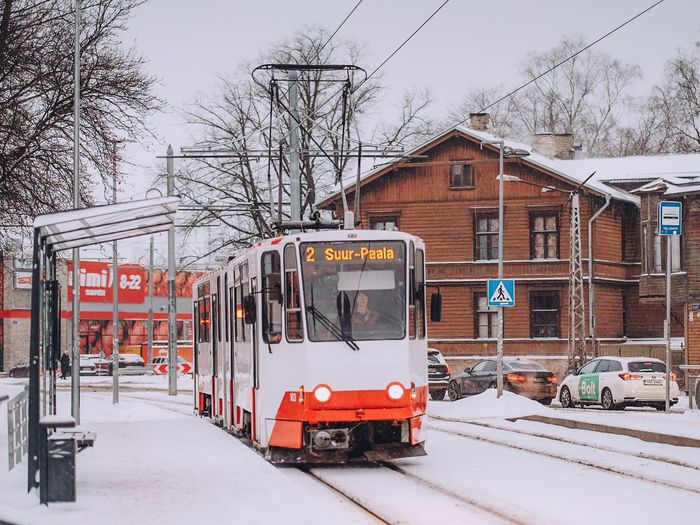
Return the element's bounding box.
[428,418,700,496]
[438,416,700,471]
[301,462,523,525]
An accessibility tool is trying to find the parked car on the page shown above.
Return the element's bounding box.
[8,358,30,378]
[558,356,680,410]
[80,354,111,376]
[79,355,97,376]
[447,357,558,404]
[428,349,450,400]
[115,353,147,375]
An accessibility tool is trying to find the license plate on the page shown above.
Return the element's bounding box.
[644,379,662,386]
[533,377,544,383]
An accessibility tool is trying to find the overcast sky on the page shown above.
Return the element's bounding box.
[109,0,700,260]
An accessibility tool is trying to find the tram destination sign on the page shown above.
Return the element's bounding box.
[303,242,400,263]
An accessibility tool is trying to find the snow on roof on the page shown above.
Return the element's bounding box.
[322,125,700,208]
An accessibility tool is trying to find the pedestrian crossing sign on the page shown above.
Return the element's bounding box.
[488,279,515,307]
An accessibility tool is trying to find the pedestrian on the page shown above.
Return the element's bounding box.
[60,352,70,380]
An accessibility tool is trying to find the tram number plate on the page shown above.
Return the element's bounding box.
[644,379,662,386]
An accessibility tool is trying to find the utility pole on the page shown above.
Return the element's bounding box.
[288,70,301,223]
[568,192,586,373]
[167,145,177,396]
[148,234,154,368]
[112,151,119,404]
[71,0,81,424]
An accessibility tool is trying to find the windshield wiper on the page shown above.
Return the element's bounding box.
[307,305,359,351]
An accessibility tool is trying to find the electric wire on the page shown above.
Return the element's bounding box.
[451,0,667,128]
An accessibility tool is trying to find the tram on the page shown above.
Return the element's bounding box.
[193,228,438,463]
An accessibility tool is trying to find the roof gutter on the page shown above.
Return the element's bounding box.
[588,192,612,357]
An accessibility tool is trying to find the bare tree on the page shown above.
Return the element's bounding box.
[178,27,434,261]
[449,36,640,156]
[652,45,700,153]
[0,0,160,245]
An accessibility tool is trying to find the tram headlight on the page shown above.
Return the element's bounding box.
[313,385,332,403]
[386,382,405,400]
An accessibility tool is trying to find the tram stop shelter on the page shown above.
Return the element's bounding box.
[26,196,180,499]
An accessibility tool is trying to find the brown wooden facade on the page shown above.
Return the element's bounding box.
[322,128,682,372]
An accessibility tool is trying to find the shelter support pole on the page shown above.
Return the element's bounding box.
[28,229,42,492]
[167,145,177,396]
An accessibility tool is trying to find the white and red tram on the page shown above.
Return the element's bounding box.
[193,228,435,463]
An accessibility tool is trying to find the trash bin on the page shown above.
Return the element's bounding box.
[694,376,700,411]
[46,434,77,502]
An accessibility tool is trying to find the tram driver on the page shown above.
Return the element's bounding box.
[352,291,380,326]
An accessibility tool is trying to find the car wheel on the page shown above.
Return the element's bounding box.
[488,382,497,389]
[447,380,461,401]
[430,389,446,401]
[540,398,553,406]
[560,386,575,408]
[655,403,666,411]
[601,388,615,410]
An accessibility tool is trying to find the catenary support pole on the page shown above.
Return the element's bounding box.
[167,145,177,396]
[148,234,154,368]
[112,156,119,404]
[497,142,504,398]
[71,0,81,425]
[666,235,671,413]
[288,70,301,223]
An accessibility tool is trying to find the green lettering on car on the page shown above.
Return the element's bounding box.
[578,374,599,401]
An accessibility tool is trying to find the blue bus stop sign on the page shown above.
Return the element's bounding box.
[488,279,515,307]
[658,201,682,236]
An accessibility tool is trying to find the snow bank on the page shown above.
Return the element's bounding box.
[428,389,551,421]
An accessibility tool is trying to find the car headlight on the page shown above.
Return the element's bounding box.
[313,385,332,403]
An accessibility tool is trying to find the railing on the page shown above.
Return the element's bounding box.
[7,386,29,470]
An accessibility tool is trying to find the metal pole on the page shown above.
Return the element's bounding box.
[148,234,154,368]
[665,235,671,413]
[497,141,504,398]
[71,0,81,425]
[27,229,42,492]
[167,145,177,396]
[588,194,611,358]
[112,151,119,404]
[288,70,301,223]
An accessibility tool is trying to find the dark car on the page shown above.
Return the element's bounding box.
[428,349,450,400]
[447,357,558,404]
[8,358,30,378]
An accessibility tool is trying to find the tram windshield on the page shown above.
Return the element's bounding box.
[300,241,406,342]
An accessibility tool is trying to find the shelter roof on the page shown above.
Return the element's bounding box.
[33,196,180,251]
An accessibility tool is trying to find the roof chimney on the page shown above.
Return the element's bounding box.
[531,133,575,160]
[469,112,491,132]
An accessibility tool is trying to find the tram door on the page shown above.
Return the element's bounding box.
[250,276,259,441]
[211,290,219,417]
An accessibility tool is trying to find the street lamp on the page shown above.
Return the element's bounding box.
[480,140,530,398]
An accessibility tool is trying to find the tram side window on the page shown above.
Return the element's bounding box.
[261,251,282,344]
[284,244,303,342]
[415,248,426,339]
[198,296,211,343]
[234,266,245,343]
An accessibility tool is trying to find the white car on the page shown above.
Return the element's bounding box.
[558,356,680,411]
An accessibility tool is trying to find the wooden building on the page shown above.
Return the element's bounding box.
[320,117,694,376]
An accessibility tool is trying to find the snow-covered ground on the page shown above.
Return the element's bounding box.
[1,378,699,524]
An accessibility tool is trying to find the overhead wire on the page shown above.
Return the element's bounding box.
[449,0,666,128]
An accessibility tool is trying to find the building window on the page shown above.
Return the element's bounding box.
[450,164,473,188]
[530,291,560,338]
[475,214,499,260]
[475,294,497,338]
[531,212,559,259]
[370,214,399,231]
